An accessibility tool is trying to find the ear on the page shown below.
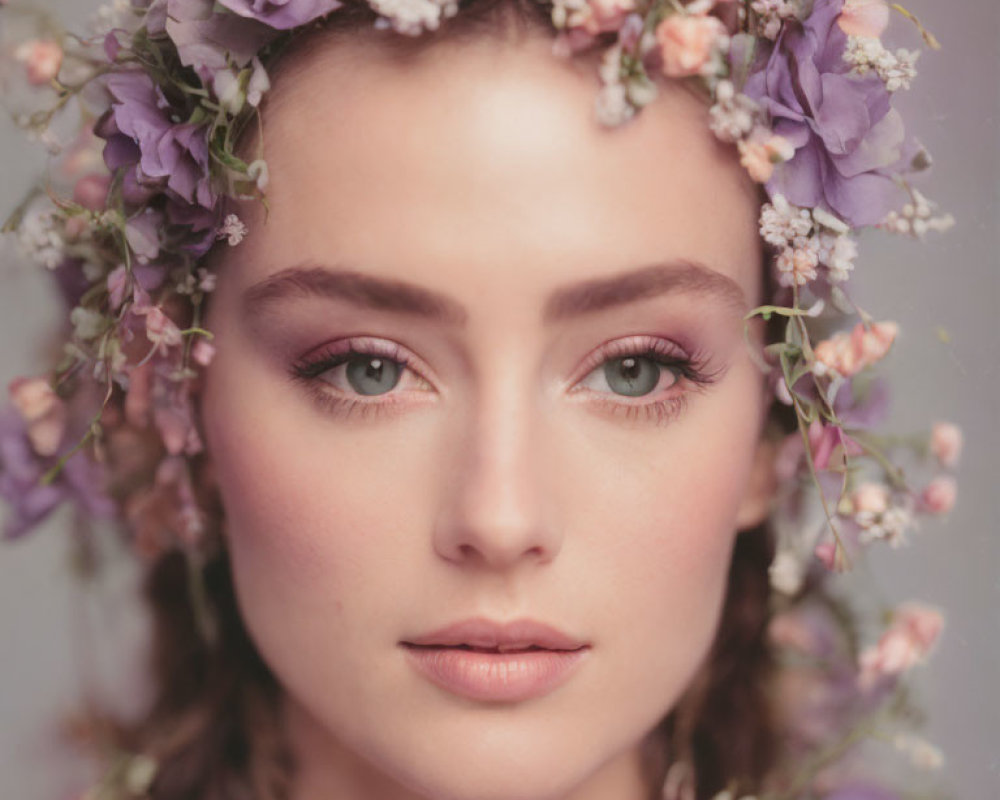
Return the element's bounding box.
[735,436,779,531]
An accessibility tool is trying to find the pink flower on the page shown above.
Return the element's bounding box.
[930,421,962,468]
[107,266,129,311]
[8,376,67,457]
[838,0,891,39]
[143,307,183,356]
[814,540,846,572]
[192,339,216,367]
[920,476,957,515]
[14,39,63,85]
[808,419,862,471]
[656,13,728,78]
[73,174,111,211]
[858,602,944,689]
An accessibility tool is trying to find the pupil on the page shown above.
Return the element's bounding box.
[604,356,660,397]
[346,356,402,396]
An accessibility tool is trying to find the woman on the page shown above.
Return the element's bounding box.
[0,0,958,798]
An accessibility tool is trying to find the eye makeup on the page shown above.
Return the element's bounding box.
[288,333,722,425]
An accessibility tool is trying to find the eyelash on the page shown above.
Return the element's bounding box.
[289,335,720,425]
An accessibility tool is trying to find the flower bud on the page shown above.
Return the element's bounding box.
[14,39,63,86]
[920,476,957,515]
[930,421,962,468]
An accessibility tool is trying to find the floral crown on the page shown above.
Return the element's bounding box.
[1,0,958,797]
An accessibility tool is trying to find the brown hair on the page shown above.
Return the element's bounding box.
[88,2,789,798]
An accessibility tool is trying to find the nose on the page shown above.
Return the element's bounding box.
[432,378,562,570]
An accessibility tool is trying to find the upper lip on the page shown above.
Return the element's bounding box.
[401,617,589,651]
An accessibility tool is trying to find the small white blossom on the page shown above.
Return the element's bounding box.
[759,195,815,250]
[708,80,760,143]
[855,497,915,548]
[198,269,217,293]
[769,549,806,595]
[90,0,136,36]
[879,188,955,239]
[217,214,248,247]
[817,231,858,283]
[15,206,65,269]
[893,733,945,771]
[369,0,458,36]
[595,83,635,127]
[70,306,106,341]
[844,36,919,92]
[750,0,803,39]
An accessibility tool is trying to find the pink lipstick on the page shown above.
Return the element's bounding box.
[400,618,590,702]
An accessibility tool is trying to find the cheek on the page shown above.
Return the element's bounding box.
[199,350,436,651]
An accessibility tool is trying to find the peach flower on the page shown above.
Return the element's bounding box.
[838,0,891,39]
[738,130,795,183]
[851,481,890,515]
[8,376,67,457]
[858,602,944,688]
[813,320,898,377]
[656,13,728,77]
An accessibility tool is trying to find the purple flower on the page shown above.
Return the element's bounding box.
[217,0,343,30]
[95,71,216,210]
[742,0,916,226]
[153,0,279,83]
[0,410,114,540]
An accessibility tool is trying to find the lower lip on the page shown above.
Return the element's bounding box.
[401,644,589,702]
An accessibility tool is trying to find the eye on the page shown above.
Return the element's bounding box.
[322,353,405,396]
[290,336,432,417]
[579,353,683,398]
[570,335,719,425]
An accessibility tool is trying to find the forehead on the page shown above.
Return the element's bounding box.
[229,31,762,308]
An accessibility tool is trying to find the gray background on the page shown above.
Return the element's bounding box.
[1,1,997,798]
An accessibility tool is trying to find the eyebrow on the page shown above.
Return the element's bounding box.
[242,260,747,326]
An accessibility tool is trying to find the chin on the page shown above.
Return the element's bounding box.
[348,713,647,800]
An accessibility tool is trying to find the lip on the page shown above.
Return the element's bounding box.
[401,617,589,651]
[400,618,590,702]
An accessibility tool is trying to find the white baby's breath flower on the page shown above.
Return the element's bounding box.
[217,214,248,247]
[595,83,635,127]
[708,80,760,143]
[879,188,955,239]
[769,549,806,595]
[817,231,858,283]
[759,195,814,250]
[369,0,459,36]
[845,36,919,92]
[15,206,65,269]
[893,733,945,770]
[750,0,803,39]
[70,306,106,341]
[90,0,136,36]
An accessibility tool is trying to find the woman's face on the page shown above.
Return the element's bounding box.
[201,30,770,800]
